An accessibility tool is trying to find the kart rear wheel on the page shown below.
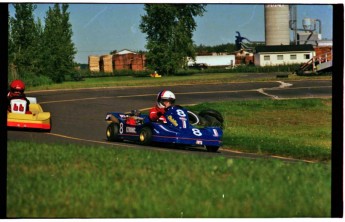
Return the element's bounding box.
[139,127,152,145]
[199,109,224,128]
[106,122,122,142]
[203,115,223,127]
[206,146,219,152]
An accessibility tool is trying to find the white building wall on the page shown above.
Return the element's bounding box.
[256,51,315,66]
[188,55,235,67]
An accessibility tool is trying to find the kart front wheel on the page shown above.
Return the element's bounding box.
[106,122,122,142]
[206,146,219,152]
[139,127,152,145]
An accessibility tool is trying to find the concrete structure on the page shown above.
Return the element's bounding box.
[264,4,290,46]
[254,45,315,66]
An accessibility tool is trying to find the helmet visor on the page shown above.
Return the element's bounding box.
[161,98,175,104]
[11,88,24,94]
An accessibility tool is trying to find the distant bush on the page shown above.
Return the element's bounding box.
[209,64,300,73]
[8,72,53,88]
[74,64,302,78]
[174,64,301,76]
[230,64,301,73]
[76,69,152,78]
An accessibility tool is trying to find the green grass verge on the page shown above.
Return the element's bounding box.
[187,98,332,162]
[7,141,331,218]
[26,73,331,91]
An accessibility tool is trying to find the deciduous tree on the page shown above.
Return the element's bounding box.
[140,4,206,75]
[9,4,41,78]
[41,4,76,83]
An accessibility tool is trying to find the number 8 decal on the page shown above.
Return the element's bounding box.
[176,109,186,117]
[119,122,124,134]
[192,128,202,136]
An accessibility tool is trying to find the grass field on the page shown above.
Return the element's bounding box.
[187,98,332,162]
[7,141,331,218]
[7,98,332,218]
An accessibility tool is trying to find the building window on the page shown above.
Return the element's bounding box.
[264,55,270,61]
[304,54,311,59]
[290,54,297,60]
[277,55,284,60]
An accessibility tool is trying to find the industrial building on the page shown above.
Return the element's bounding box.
[187,4,332,73]
[254,45,315,66]
[260,4,332,73]
[236,4,331,73]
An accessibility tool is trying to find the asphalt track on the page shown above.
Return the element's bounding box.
[7,78,332,163]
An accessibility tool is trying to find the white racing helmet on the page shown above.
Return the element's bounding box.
[156,90,176,108]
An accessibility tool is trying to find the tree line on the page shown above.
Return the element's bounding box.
[9,3,209,82]
[9,3,261,84]
[8,3,76,84]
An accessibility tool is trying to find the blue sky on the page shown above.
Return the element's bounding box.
[9,3,333,64]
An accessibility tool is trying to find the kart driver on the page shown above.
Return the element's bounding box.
[7,79,31,114]
[149,90,176,122]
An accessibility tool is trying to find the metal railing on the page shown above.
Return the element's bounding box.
[298,50,332,74]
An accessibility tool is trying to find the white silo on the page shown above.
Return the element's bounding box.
[265,4,290,45]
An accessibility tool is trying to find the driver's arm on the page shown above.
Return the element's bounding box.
[149,108,161,121]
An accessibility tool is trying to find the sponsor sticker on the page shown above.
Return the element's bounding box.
[179,117,187,128]
[213,129,219,137]
[196,140,203,145]
[168,115,178,126]
[126,127,136,133]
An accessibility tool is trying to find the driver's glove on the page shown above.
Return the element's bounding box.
[158,116,167,123]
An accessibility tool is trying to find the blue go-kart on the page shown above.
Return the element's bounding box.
[105,106,223,152]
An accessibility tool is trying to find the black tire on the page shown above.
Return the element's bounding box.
[199,109,224,128]
[106,122,122,142]
[139,127,152,145]
[204,115,223,127]
[197,116,208,126]
[206,146,219,152]
[199,109,224,124]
